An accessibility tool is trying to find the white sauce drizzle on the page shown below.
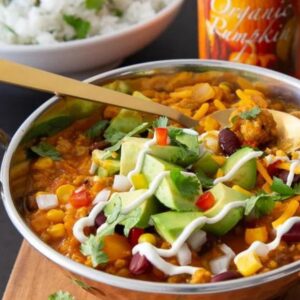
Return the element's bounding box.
[287,160,300,187]
[234,217,300,261]
[182,128,199,136]
[263,155,289,166]
[213,151,263,185]
[73,124,300,278]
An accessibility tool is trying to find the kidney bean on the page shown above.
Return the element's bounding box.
[212,271,241,282]
[218,128,241,156]
[129,253,152,275]
[277,170,300,185]
[95,212,107,228]
[282,222,300,243]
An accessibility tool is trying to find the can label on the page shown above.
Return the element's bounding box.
[198,0,298,76]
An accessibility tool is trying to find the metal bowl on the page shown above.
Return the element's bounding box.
[1,60,300,300]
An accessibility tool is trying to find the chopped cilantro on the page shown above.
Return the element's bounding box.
[244,193,281,217]
[240,106,261,120]
[230,115,239,124]
[170,169,200,198]
[31,142,61,161]
[101,122,149,160]
[48,291,75,300]
[63,15,91,39]
[271,177,295,196]
[112,8,123,17]
[85,0,106,10]
[80,235,108,267]
[196,170,214,189]
[153,116,168,128]
[86,120,108,139]
[71,278,93,291]
[123,208,142,236]
[106,196,122,224]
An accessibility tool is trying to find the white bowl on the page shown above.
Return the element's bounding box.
[0,0,184,75]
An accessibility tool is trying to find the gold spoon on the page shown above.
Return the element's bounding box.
[211,108,300,152]
[0,60,198,128]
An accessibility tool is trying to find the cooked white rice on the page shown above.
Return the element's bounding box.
[0,0,174,45]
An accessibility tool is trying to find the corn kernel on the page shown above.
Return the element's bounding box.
[235,251,263,276]
[245,227,268,245]
[56,184,75,204]
[203,116,220,131]
[213,99,226,110]
[138,233,157,246]
[193,103,209,120]
[275,150,286,157]
[32,157,53,170]
[46,209,65,223]
[232,185,253,197]
[47,223,65,239]
[131,173,148,189]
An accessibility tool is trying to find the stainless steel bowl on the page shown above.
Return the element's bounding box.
[1,60,300,300]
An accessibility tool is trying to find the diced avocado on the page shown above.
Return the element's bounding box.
[222,147,257,189]
[104,109,143,144]
[193,151,220,176]
[152,211,204,243]
[142,154,197,211]
[120,137,149,176]
[149,145,199,167]
[204,183,247,235]
[104,190,159,228]
[104,80,132,94]
[132,91,151,101]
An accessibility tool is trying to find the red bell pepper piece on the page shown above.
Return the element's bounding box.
[196,191,215,211]
[155,128,168,146]
[69,186,92,208]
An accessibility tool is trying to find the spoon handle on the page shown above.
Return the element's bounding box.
[0,60,198,128]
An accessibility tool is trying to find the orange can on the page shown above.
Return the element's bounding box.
[198,0,300,77]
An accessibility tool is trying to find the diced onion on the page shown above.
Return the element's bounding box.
[210,256,231,275]
[36,193,58,210]
[187,230,207,252]
[177,243,192,266]
[93,189,111,205]
[89,162,98,175]
[113,175,132,192]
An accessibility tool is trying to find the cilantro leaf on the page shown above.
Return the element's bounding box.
[196,170,214,189]
[153,116,168,128]
[230,115,239,124]
[245,193,281,217]
[86,120,108,139]
[170,169,200,198]
[123,208,142,236]
[106,196,122,224]
[271,177,295,196]
[63,15,91,39]
[80,235,108,267]
[31,142,61,161]
[48,291,75,300]
[85,0,106,10]
[101,122,149,160]
[240,106,261,120]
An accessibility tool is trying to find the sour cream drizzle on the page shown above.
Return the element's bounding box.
[286,160,300,187]
[213,151,263,185]
[234,216,300,262]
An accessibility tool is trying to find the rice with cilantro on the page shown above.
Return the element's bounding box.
[0,0,174,45]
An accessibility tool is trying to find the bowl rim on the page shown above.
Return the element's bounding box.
[1,59,300,295]
[0,0,184,53]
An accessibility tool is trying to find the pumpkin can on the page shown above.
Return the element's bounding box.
[198,0,300,78]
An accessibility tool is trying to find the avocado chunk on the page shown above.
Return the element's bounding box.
[222,147,257,189]
[174,131,199,154]
[193,151,220,176]
[120,137,149,176]
[203,183,247,235]
[104,189,159,228]
[149,145,199,167]
[142,154,198,211]
[152,211,204,243]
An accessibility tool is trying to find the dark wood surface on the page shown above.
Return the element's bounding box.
[0,1,197,297]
